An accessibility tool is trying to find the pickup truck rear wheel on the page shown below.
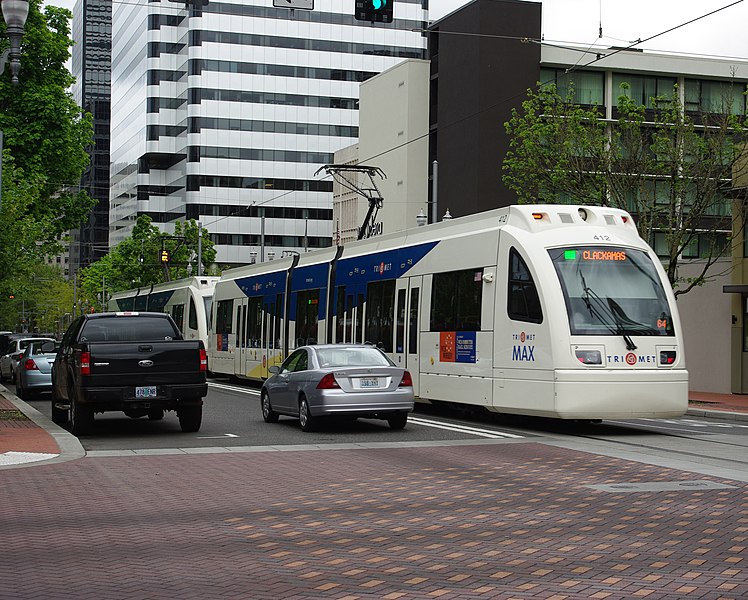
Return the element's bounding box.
[70,393,94,436]
[178,405,202,432]
[51,388,68,424]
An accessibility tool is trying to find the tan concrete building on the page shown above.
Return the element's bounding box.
[333,59,431,242]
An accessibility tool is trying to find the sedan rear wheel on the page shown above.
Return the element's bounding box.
[261,391,279,423]
[298,396,316,432]
[387,411,408,430]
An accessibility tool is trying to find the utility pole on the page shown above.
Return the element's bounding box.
[197,220,203,276]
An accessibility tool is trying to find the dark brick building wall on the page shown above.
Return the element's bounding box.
[428,0,541,219]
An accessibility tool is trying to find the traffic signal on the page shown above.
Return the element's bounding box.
[355,0,393,23]
[160,249,171,263]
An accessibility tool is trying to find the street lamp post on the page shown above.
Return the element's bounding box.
[0,0,29,212]
[0,0,30,85]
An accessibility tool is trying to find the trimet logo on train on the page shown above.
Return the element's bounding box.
[511,332,536,361]
[607,353,657,365]
[374,261,392,274]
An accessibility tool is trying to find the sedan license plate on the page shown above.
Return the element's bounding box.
[135,386,157,399]
[359,377,379,389]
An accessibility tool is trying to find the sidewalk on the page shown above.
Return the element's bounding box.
[0,390,84,468]
[1,387,747,469]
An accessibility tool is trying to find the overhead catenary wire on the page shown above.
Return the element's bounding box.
[35,0,748,236]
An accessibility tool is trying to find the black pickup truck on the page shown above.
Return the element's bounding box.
[51,312,208,435]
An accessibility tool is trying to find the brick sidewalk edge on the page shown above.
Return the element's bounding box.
[0,386,85,470]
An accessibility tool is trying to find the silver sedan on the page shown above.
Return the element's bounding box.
[261,344,415,431]
[15,340,60,400]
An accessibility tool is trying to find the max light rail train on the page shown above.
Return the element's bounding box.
[109,205,688,420]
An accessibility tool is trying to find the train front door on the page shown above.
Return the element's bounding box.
[393,277,422,396]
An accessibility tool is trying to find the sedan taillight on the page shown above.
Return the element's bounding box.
[317,373,340,389]
[399,370,413,387]
[80,351,91,376]
[23,358,39,371]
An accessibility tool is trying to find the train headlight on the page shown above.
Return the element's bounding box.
[575,349,602,365]
[659,350,676,365]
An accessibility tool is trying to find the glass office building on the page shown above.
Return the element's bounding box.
[109,0,428,265]
[71,0,112,275]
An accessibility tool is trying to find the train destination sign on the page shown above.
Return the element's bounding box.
[564,249,627,262]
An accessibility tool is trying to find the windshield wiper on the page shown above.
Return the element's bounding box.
[578,273,637,350]
[606,297,638,351]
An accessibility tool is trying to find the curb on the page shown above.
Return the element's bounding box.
[0,387,86,468]
[685,407,748,423]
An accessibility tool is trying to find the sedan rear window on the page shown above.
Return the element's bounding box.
[315,347,394,368]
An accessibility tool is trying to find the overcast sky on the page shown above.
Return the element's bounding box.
[431,0,748,60]
[46,0,747,62]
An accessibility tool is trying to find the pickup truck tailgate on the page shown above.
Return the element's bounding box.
[83,342,205,386]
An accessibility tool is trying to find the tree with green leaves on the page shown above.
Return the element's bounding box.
[0,0,94,237]
[503,81,748,296]
[79,216,218,310]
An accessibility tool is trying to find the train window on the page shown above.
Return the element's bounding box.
[365,280,395,351]
[396,289,406,353]
[296,290,319,345]
[431,269,483,331]
[204,297,213,329]
[274,294,283,349]
[188,297,198,330]
[508,249,543,324]
[409,288,419,353]
[336,287,346,343]
[357,293,365,343]
[171,304,185,333]
[248,297,262,346]
[215,299,233,335]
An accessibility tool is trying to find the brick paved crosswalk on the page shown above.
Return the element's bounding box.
[1,442,746,599]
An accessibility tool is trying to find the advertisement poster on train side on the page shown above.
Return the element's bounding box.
[439,332,476,363]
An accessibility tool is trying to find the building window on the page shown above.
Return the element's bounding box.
[613,74,676,108]
[686,79,747,116]
[540,68,604,106]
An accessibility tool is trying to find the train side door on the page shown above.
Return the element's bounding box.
[393,277,422,395]
[236,298,248,377]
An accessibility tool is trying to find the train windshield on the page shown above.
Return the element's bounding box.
[549,246,674,337]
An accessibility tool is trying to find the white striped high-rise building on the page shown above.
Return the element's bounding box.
[109,0,428,265]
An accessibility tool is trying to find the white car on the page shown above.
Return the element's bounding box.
[0,337,55,383]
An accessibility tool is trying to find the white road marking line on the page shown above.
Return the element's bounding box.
[408,416,523,439]
[209,382,260,395]
[196,433,239,439]
[208,382,523,439]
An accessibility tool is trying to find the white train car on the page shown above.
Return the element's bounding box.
[107,276,219,347]
[208,205,688,419]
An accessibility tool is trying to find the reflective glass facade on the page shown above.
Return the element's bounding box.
[110,0,428,264]
[71,0,112,275]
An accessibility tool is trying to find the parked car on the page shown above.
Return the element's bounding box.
[0,336,55,383]
[261,344,414,432]
[15,340,60,400]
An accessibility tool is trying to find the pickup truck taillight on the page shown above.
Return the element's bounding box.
[199,348,207,372]
[80,351,91,376]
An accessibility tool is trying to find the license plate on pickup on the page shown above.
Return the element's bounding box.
[359,377,379,389]
[135,386,158,399]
